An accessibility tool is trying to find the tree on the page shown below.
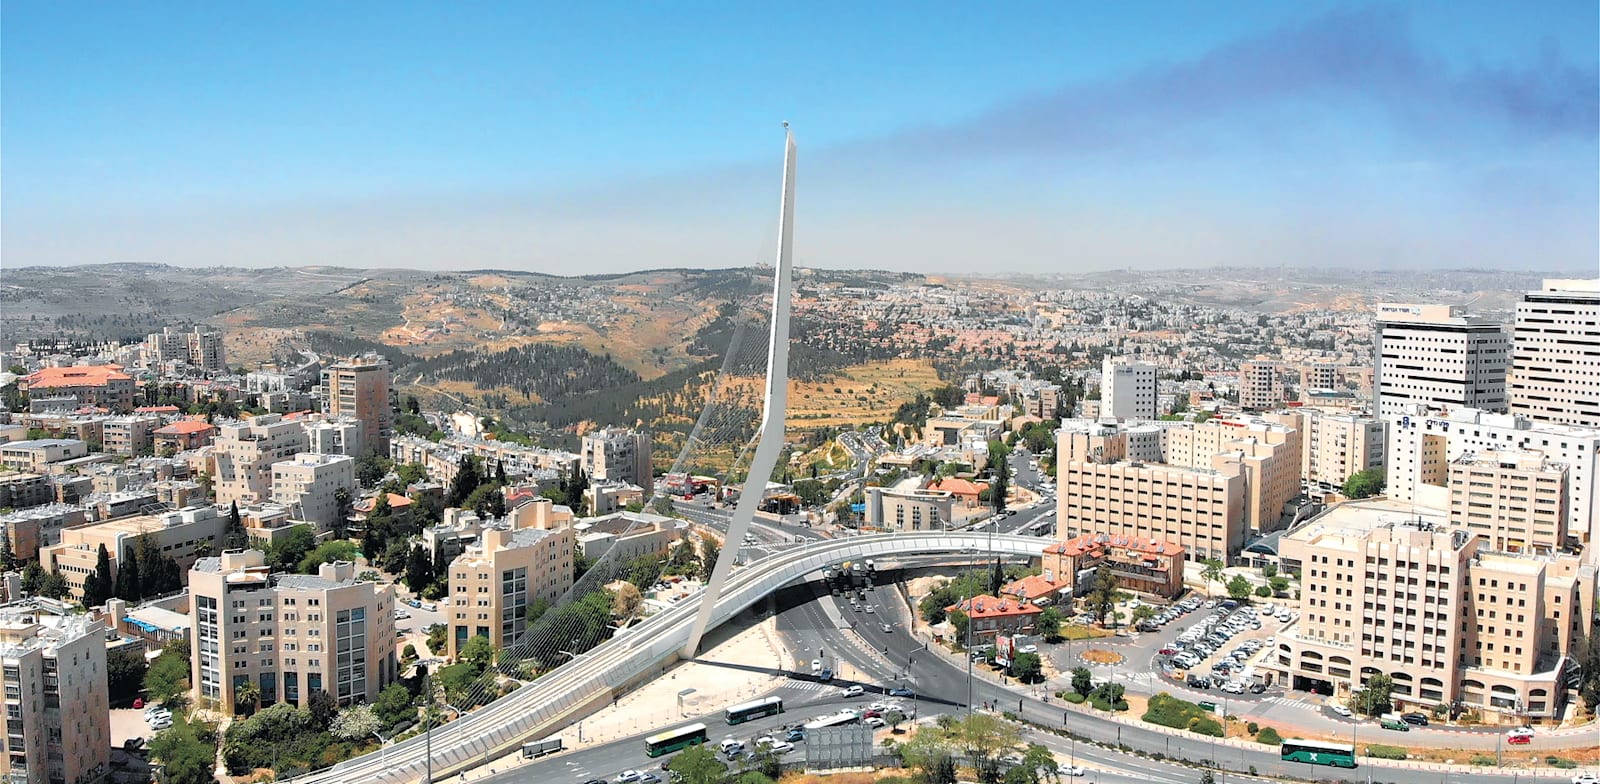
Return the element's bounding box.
[221,500,250,553]
[333,485,353,539]
[1579,632,1600,716]
[989,441,1010,513]
[1343,468,1386,499]
[1021,742,1058,784]
[1132,605,1157,624]
[1036,607,1063,642]
[990,559,1005,597]
[233,680,261,716]
[1086,564,1119,626]
[39,569,70,599]
[950,711,1023,784]
[306,689,339,730]
[83,544,115,607]
[610,582,643,619]
[464,482,507,520]
[1226,575,1253,602]
[149,716,219,784]
[0,533,15,572]
[698,537,720,580]
[886,708,908,734]
[404,544,435,592]
[145,646,190,704]
[1254,584,1272,598]
[106,647,148,706]
[1352,673,1394,716]
[1261,562,1278,579]
[373,683,415,726]
[564,467,589,513]
[1071,667,1093,697]
[667,744,728,784]
[331,703,382,740]
[1200,558,1224,598]
[112,545,142,601]
[1011,651,1043,684]
[948,609,970,643]
[20,560,45,595]
[460,634,497,673]
[299,539,360,574]
[137,532,182,597]
[267,525,316,572]
[449,454,482,507]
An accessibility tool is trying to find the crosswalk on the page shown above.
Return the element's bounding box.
[778,680,835,694]
[1263,696,1322,712]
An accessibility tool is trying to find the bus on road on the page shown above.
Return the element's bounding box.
[644,723,709,758]
[1279,738,1357,768]
[802,711,860,731]
[725,696,784,725]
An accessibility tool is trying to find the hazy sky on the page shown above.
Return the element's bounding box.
[4,2,1597,275]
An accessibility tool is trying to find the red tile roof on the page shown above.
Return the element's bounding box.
[1000,574,1068,601]
[354,492,413,512]
[1045,533,1184,558]
[135,405,182,414]
[155,419,216,435]
[25,366,131,388]
[945,594,1043,620]
[927,478,989,497]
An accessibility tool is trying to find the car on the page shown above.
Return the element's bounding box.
[1508,733,1533,745]
[811,658,823,673]
[864,605,875,613]
[1220,681,1245,694]
[862,709,882,719]
[888,687,914,698]
[785,729,805,742]
[754,735,777,747]
[617,770,646,782]
[123,737,146,751]
[1508,727,1535,739]
[719,739,744,753]
[1571,774,1599,784]
[1330,704,1353,718]
[637,776,661,784]
[819,668,833,681]
[394,609,411,619]
[583,779,609,784]
[1401,712,1429,727]
[1158,646,1177,656]
[768,741,796,753]
[868,702,889,712]
[862,717,885,727]
[842,685,865,697]
[1380,718,1410,732]
[1186,675,1211,689]
[148,716,173,731]
[1062,765,1086,777]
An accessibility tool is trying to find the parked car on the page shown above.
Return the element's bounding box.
[148,715,173,731]
[1330,704,1353,718]
[1379,718,1411,732]
[1220,681,1245,694]
[1401,712,1429,727]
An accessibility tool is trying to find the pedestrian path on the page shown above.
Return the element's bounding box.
[777,680,836,694]
[1263,696,1321,712]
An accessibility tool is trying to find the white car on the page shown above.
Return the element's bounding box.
[148,715,173,731]
[1062,765,1086,777]
[1330,704,1353,718]
[1508,727,1536,739]
[1570,774,1599,784]
[862,717,885,728]
[1220,681,1245,694]
[616,771,646,783]
[842,685,864,697]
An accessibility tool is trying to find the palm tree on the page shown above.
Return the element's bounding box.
[234,681,261,716]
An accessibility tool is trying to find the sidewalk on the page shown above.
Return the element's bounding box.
[452,614,792,781]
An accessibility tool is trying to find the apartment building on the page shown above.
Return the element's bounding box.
[1299,361,1340,392]
[1056,458,1245,563]
[320,355,393,454]
[189,550,397,714]
[102,414,161,456]
[1238,357,1284,412]
[0,604,110,784]
[1448,450,1567,554]
[1387,406,1599,555]
[20,366,137,412]
[1274,499,1595,724]
[213,415,310,508]
[1374,303,1509,418]
[863,484,956,532]
[41,505,229,601]
[145,326,226,373]
[1101,356,1157,421]
[1165,417,1302,534]
[153,419,217,453]
[0,473,52,511]
[270,453,356,531]
[1041,533,1186,598]
[942,594,1042,639]
[0,440,88,473]
[0,505,86,557]
[571,510,683,561]
[446,516,575,658]
[298,414,365,457]
[1509,278,1600,428]
[1268,409,1386,497]
[583,481,645,516]
[580,427,652,487]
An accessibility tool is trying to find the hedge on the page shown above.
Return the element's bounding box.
[1255,727,1282,746]
[1365,744,1407,760]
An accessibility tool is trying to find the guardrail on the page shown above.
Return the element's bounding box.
[284,533,1049,783]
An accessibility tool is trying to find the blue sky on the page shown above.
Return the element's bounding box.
[3,2,1596,274]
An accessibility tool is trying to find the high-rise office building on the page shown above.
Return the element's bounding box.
[0,603,110,784]
[1238,357,1284,412]
[321,355,393,454]
[1509,278,1600,428]
[1100,356,1157,421]
[189,550,397,714]
[1373,303,1508,418]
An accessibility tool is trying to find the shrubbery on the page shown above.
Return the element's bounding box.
[1143,692,1222,735]
[1255,727,1282,746]
[1365,744,1407,760]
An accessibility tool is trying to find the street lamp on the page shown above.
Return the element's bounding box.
[372,729,393,766]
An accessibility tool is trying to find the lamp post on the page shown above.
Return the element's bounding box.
[372,729,393,767]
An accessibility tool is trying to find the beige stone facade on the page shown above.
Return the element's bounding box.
[446,514,575,659]
[189,550,397,714]
[0,605,110,784]
[41,505,229,602]
[1238,357,1284,412]
[1057,458,1244,563]
[863,485,956,532]
[270,452,356,531]
[1447,450,1567,554]
[321,355,393,454]
[213,415,310,508]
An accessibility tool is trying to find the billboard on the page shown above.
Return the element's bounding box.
[994,634,1014,668]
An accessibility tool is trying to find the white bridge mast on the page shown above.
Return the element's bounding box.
[683,126,796,658]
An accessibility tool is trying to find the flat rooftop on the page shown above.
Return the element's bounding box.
[1285,497,1448,544]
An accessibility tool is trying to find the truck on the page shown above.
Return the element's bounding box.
[521,736,564,758]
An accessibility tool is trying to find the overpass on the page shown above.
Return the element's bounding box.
[285,532,1047,784]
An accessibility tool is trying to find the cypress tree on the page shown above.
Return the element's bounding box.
[114,546,142,601]
[84,544,114,607]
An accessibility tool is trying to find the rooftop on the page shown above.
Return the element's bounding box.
[945,594,1042,620]
[1046,532,1185,558]
[24,365,132,388]
[155,419,217,435]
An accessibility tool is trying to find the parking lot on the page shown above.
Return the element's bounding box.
[1155,599,1297,694]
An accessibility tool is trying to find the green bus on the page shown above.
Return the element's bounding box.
[644,722,709,758]
[1279,738,1357,768]
[725,696,784,725]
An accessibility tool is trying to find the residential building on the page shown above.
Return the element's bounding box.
[270,453,357,530]
[1041,533,1186,598]
[942,594,1042,639]
[1274,498,1595,725]
[298,415,365,457]
[582,481,644,516]
[40,505,229,601]
[1268,409,1386,497]
[0,473,52,511]
[0,440,88,472]
[863,483,956,532]
[146,326,227,373]
[580,427,652,487]
[189,550,398,714]
[1238,357,1284,412]
[1387,406,1600,555]
[446,513,575,658]
[102,414,161,456]
[1509,278,1600,428]
[19,366,137,411]
[213,415,310,508]
[1057,456,1245,563]
[1164,416,1302,534]
[925,477,988,509]
[571,510,683,561]
[1447,450,1568,554]
[0,603,110,784]
[1300,361,1340,392]
[1374,303,1509,418]
[320,354,393,454]
[1100,356,1157,421]
[0,505,86,557]
[153,419,217,453]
